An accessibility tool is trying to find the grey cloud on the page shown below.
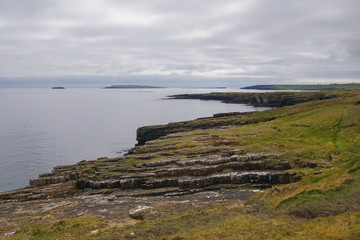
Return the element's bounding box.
[0,0,359,85]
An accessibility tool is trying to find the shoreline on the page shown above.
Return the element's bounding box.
[0,91,337,195]
[0,88,258,193]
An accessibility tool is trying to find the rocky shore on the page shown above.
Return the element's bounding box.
[0,143,300,202]
[0,91,335,202]
[0,109,302,238]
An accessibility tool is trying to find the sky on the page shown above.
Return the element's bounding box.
[0,0,359,87]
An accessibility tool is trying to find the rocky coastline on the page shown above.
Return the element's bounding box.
[1,90,359,239]
[168,91,335,107]
[0,91,337,201]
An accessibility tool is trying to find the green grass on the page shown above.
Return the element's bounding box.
[12,211,359,240]
[11,216,105,240]
[185,212,360,240]
[280,178,360,218]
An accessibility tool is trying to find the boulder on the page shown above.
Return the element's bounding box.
[128,206,153,220]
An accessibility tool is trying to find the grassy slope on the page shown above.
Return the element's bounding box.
[9,91,360,239]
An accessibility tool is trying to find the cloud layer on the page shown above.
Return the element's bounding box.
[0,0,359,85]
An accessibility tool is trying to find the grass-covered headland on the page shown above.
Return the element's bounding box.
[242,83,360,90]
[1,90,360,239]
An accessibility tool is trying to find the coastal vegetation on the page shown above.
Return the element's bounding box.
[1,90,360,239]
[241,83,360,90]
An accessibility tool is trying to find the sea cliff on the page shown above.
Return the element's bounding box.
[168,91,336,107]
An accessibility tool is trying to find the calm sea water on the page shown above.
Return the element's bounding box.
[0,88,269,192]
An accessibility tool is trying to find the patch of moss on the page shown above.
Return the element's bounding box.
[11,216,105,240]
[276,178,360,218]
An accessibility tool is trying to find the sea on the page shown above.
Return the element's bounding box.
[0,88,270,192]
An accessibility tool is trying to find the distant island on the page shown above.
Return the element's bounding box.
[51,87,65,89]
[242,83,360,90]
[182,87,227,89]
[104,85,164,89]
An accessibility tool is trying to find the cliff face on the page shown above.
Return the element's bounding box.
[168,91,335,107]
[75,154,298,192]
[136,112,255,145]
[137,91,343,146]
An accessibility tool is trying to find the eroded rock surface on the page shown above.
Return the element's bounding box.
[0,151,300,203]
[0,104,308,237]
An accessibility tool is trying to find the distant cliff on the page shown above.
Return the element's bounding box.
[241,83,360,90]
[136,112,255,145]
[169,91,335,107]
[138,91,347,146]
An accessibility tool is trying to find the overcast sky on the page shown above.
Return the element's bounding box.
[0,0,359,87]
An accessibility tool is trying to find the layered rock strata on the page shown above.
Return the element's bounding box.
[0,152,301,202]
[136,112,271,145]
[75,153,296,191]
